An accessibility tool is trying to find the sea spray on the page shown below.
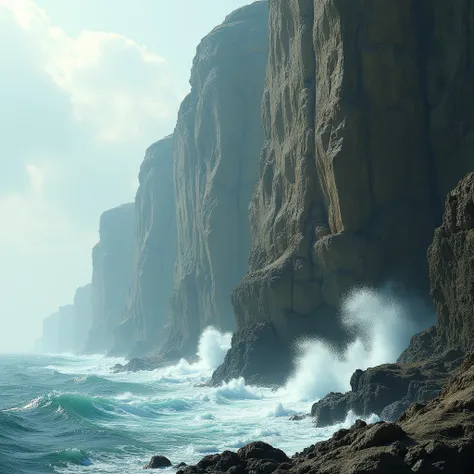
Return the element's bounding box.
[281,286,433,402]
[196,326,232,370]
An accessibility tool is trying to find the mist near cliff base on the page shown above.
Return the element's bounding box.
[282,286,434,402]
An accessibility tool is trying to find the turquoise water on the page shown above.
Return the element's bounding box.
[0,351,374,474]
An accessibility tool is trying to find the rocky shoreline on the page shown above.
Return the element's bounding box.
[142,353,474,473]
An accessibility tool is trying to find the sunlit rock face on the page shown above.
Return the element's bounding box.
[85,203,135,354]
[214,0,474,385]
[162,1,269,357]
[114,136,176,357]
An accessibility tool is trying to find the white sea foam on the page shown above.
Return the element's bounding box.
[281,287,431,402]
[212,377,263,400]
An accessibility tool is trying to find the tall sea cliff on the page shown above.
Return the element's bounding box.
[214,0,474,385]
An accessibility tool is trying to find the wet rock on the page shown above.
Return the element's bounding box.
[145,455,172,469]
[237,442,289,463]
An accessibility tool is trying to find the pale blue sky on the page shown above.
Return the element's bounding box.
[0,0,257,352]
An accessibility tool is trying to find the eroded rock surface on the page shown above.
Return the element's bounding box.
[311,350,464,426]
[85,203,135,354]
[164,1,269,357]
[428,172,474,353]
[114,136,176,357]
[219,0,474,384]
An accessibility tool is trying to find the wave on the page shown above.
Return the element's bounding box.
[281,286,432,402]
[212,378,263,401]
[43,448,93,467]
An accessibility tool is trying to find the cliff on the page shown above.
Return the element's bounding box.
[311,172,474,426]
[39,304,74,353]
[39,284,92,353]
[215,0,474,384]
[114,136,176,357]
[85,203,135,354]
[163,1,269,356]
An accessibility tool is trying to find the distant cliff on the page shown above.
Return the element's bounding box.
[85,204,135,354]
[163,1,269,357]
[114,136,176,357]
[39,284,92,353]
[214,0,474,384]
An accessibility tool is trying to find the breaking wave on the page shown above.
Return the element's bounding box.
[283,286,433,402]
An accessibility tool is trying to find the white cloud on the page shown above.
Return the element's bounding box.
[1,0,179,141]
[0,0,180,351]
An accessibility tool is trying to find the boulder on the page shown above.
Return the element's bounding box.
[145,455,172,469]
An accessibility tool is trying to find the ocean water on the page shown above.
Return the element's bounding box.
[0,289,427,474]
[0,350,365,474]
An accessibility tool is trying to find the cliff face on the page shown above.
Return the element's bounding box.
[39,284,92,353]
[311,172,474,427]
[72,284,93,352]
[40,305,74,353]
[114,136,176,356]
[428,172,474,353]
[218,0,474,384]
[164,1,269,356]
[85,203,135,354]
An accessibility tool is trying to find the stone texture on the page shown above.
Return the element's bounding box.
[113,136,176,357]
[218,0,474,384]
[311,350,464,426]
[176,353,474,474]
[85,203,135,354]
[428,172,474,353]
[145,455,172,469]
[163,1,269,357]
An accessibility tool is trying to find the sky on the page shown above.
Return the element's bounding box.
[0,0,255,353]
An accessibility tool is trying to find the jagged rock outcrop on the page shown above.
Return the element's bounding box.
[177,354,474,474]
[163,1,269,357]
[85,203,135,354]
[38,284,92,353]
[216,0,474,385]
[429,172,474,353]
[312,171,474,425]
[113,136,176,357]
[311,349,464,427]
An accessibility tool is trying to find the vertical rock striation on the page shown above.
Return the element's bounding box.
[164,1,269,356]
[85,203,135,354]
[216,0,474,384]
[114,136,176,357]
[428,172,474,353]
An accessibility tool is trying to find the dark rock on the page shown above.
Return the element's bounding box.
[211,323,293,386]
[175,462,187,469]
[237,442,289,463]
[288,414,306,421]
[351,422,407,451]
[182,356,474,472]
[311,352,462,426]
[145,455,172,469]
[428,172,474,353]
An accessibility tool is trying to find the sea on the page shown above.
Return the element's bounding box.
[0,289,426,474]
